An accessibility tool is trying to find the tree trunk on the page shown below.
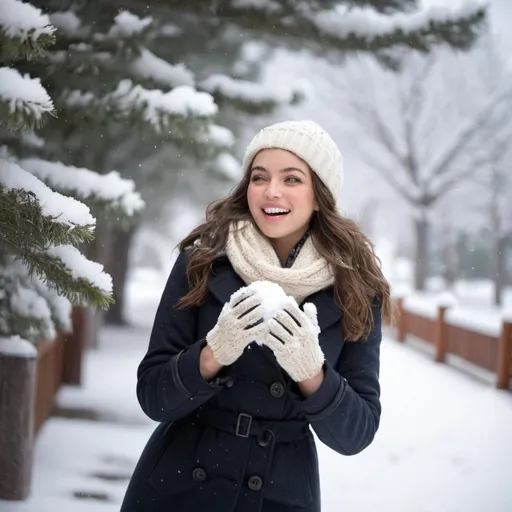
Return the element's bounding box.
[104,224,138,326]
[414,216,429,291]
[442,228,458,289]
[493,236,508,306]
[83,218,113,348]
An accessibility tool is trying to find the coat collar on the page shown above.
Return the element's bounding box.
[208,256,341,332]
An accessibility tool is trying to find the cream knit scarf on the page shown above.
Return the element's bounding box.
[225,221,334,303]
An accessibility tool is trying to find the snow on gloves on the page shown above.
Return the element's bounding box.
[264,301,324,382]
[206,287,268,366]
[207,280,325,382]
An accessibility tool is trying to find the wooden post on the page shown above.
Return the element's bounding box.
[0,339,37,500]
[496,321,512,390]
[396,297,407,342]
[434,306,449,363]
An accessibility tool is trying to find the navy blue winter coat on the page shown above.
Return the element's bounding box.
[120,250,382,512]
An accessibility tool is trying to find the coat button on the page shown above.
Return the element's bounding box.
[270,382,284,398]
[247,475,263,491]
[225,377,234,388]
[257,429,274,447]
[192,468,206,482]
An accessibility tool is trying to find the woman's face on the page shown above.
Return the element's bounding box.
[247,148,318,250]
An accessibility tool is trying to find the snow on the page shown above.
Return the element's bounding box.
[3,278,512,511]
[111,80,217,128]
[130,49,195,88]
[401,286,512,338]
[0,159,95,228]
[0,67,54,121]
[46,245,113,295]
[314,1,485,41]
[107,11,152,38]
[232,0,281,12]
[0,335,37,358]
[200,73,293,105]
[0,0,55,41]
[10,284,53,323]
[49,11,81,35]
[200,124,235,148]
[214,153,241,181]
[19,158,145,217]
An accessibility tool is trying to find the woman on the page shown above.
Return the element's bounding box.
[121,120,392,512]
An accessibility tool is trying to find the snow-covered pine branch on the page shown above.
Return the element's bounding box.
[312,2,485,51]
[200,73,296,113]
[19,158,145,219]
[0,160,113,308]
[168,0,486,54]
[0,67,55,131]
[61,80,218,137]
[0,159,95,229]
[0,262,56,343]
[0,0,56,62]
[130,48,195,89]
[38,244,113,309]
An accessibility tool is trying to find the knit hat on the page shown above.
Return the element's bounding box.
[242,120,343,203]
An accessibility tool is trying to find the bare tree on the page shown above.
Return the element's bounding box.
[328,36,512,290]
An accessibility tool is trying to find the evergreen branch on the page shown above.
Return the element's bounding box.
[124,1,486,53]
[0,187,95,251]
[19,158,145,221]
[0,30,56,63]
[7,247,113,309]
[0,67,56,131]
[0,0,56,62]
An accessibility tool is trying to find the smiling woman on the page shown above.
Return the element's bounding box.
[120,120,392,512]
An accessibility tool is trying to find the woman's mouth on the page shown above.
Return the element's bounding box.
[261,207,290,221]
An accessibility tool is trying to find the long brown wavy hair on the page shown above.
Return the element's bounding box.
[177,166,393,341]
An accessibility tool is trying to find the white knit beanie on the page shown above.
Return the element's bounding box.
[242,120,343,204]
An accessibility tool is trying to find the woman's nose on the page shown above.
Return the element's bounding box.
[264,180,282,199]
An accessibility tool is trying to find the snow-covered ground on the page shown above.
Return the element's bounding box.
[2,273,512,512]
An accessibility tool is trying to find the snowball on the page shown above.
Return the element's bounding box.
[229,280,295,345]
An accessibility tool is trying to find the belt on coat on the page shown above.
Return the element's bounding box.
[195,407,309,444]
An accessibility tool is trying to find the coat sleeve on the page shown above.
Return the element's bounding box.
[136,250,226,423]
[293,300,382,456]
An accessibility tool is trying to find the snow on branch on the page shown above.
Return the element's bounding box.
[106,11,152,39]
[0,159,95,228]
[0,0,56,61]
[199,124,235,149]
[0,67,55,131]
[19,158,145,217]
[49,11,83,37]
[313,2,485,46]
[130,49,195,89]
[200,73,294,110]
[45,245,112,296]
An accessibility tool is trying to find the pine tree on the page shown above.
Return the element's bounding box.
[0,0,144,345]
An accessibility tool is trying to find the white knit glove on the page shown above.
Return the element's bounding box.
[264,301,324,382]
[206,287,268,366]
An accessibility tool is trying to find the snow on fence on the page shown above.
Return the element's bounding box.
[0,307,89,501]
[393,297,512,390]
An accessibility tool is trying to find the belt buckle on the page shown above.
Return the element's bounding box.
[235,413,252,438]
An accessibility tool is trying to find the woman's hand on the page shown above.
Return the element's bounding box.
[263,301,325,383]
[206,287,268,366]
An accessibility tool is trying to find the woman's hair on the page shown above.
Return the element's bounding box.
[177,168,393,341]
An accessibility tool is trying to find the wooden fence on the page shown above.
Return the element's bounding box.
[0,307,89,501]
[394,297,512,390]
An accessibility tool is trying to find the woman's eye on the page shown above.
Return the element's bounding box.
[286,176,301,183]
[251,175,264,182]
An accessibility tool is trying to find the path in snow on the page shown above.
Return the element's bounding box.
[1,295,512,512]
